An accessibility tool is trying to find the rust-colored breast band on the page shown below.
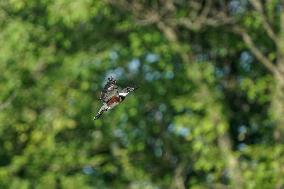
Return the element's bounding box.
[107,96,120,106]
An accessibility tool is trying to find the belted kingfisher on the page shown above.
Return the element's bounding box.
[94,77,137,120]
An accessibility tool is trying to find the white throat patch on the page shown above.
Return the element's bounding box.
[119,92,129,97]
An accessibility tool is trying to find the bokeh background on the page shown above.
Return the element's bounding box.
[1,0,284,188]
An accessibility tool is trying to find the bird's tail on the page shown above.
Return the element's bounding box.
[94,104,108,120]
[94,113,102,120]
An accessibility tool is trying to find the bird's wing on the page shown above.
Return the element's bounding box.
[100,77,119,103]
[94,103,108,120]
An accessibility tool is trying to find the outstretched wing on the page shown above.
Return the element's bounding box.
[100,77,119,103]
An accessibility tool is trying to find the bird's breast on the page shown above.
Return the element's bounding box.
[107,96,121,108]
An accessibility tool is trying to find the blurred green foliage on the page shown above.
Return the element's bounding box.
[0,0,284,188]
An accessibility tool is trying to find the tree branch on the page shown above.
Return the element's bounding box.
[170,161,187,189]
[218,133,243,188]
[249,0,278,44]
[233,26,278,74]
[277,2,284,74]
[0,91,17,111]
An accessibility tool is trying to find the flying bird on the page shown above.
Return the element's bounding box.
[94,77,137,120]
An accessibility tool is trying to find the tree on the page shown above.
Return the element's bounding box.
[0,0,283,188]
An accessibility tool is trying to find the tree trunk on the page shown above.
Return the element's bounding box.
[218,134,243,188]
[274,2,284,141]
[272,71,284,142]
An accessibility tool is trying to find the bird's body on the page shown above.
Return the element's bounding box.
[94,77,136,120]
[106,96,122,109]
[107,96,120,106]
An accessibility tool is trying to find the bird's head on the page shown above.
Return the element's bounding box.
[119,86,137,97]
